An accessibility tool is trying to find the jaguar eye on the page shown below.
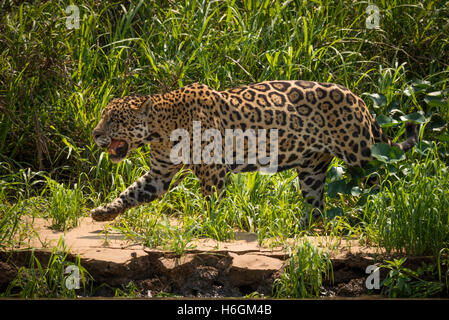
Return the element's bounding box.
[107,118,114,126]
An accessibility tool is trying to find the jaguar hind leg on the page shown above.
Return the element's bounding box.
[296,152,333,222]
[194,163,228,198]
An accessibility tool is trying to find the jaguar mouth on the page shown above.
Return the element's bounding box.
[108,139,128,161]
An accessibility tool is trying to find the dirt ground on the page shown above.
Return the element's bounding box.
[0,218,439,297]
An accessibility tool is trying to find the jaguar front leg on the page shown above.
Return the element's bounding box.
[91,169,178,221]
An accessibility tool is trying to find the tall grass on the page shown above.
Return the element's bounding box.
[1,0,448,175]
[363,149,449,256]
[272,238,333,298]
[0,197,23,249]
[2,237,92,298]
[44,178,85,231]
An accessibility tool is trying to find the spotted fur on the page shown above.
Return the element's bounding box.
[91,81,418,221]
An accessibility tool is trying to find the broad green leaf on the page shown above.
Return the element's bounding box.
[376,114,399,128]
[424,95,447,108]
[404,80,431,97]
[411,79,431,88]
[403,87,413,97]
[366,93,387,108]
[404,86,427,97]
[388,108,404,117]
[327,180,352,198]
[387,100,401,113]
[399,112,426,124]
[328,166,344,182]
[325,207,344,220]
[350,186,362,196]
[428,114,446,130]
[371,143,405,163]
[346,166,366,181]
[427,90,444,97]
[364,160,383,176]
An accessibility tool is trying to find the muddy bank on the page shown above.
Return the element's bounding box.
[1,248,386,297]
[0,218,441,297]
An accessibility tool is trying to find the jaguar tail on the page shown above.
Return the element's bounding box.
[389,122,419,152]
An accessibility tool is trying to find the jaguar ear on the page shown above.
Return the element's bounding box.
[140,97,152,115]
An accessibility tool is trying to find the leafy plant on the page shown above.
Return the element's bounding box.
[3,237,92,298]
[437,248,449,292]
[363,151,449,256]
[272,238,333,298]
[380,257,447,298]
[45,178,85,231]
[114,281,139,298]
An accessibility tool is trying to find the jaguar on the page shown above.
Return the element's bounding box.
[91,80,418,222]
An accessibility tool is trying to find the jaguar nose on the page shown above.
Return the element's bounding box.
[92,129,103,140]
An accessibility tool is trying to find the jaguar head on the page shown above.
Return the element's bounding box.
[92,96,152,163]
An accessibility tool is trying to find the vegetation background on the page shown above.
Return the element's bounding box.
[0,0,448,297]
